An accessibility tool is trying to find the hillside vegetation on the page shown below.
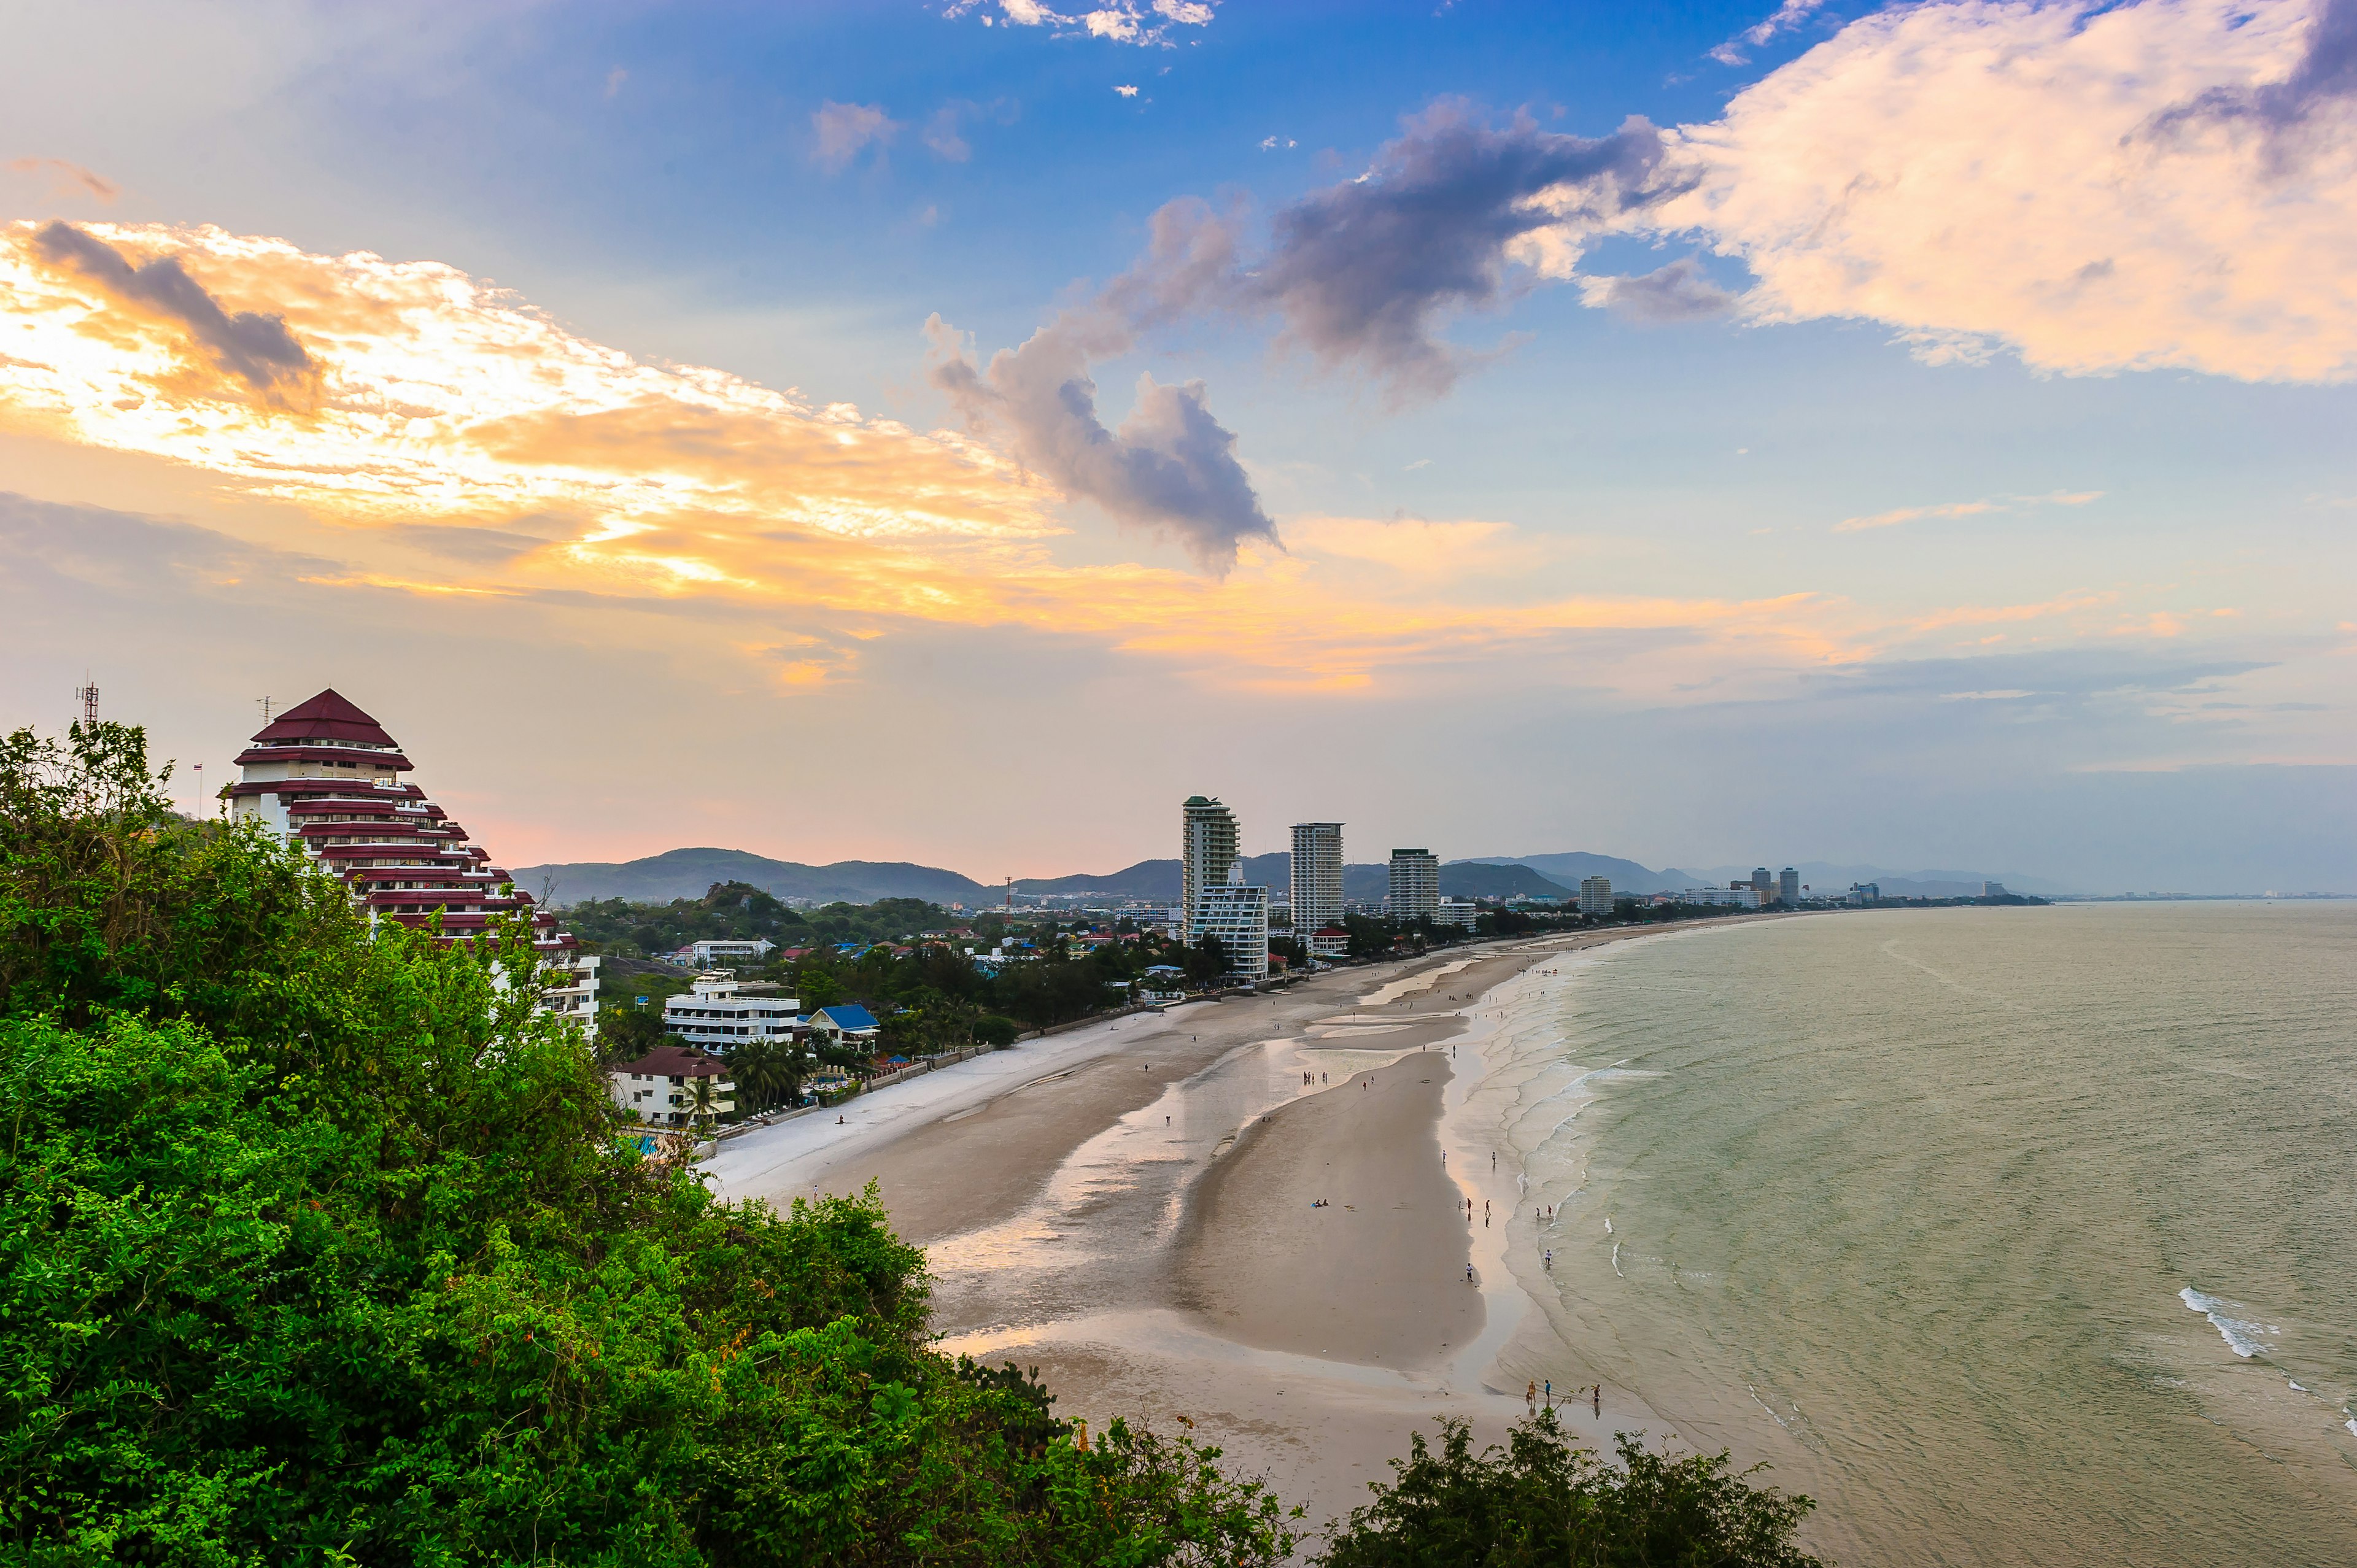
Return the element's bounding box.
[0,721,1828,1566]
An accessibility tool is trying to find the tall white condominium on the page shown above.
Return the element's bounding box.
[1290,822,1345,934]
[1182,795,1240,922]
[1193,862,1270,984]
[1578,875,1613,916]
[1388,848,1441,921]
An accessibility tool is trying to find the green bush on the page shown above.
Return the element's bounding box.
[1317,1410,1822,1568]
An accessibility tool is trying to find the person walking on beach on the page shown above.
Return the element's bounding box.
[1593,1385,1601,1419]
[1527,1381,1537,1416]
[1466,1264,1476,1283]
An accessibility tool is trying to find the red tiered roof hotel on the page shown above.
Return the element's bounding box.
[227,689,572,953]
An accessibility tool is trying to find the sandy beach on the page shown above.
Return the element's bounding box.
[707,919,1784,1540]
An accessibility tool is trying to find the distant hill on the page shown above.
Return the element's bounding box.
[1437,862,1576,899]
[525,843,2049,913]
[1467,852,2069,898]
[1021,853,1569,904]
[1458,852,1693,895]
[515,848,993,908]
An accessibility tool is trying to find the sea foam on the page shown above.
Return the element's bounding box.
[2180,1286,2278,1359]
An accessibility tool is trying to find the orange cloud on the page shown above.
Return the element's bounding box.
[0,218,2231,702]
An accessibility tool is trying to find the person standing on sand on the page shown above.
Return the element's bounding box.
[1594,1385,1601,1418]
[1545,1378,1552,1407]
[1527,1381,1537,1416]
[1466,1264,1475,1283]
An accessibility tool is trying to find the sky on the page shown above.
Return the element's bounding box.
[2,0,2352,894]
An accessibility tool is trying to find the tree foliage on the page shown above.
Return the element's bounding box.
[1317,1411,1822,1568]
[0,724,1299,1566]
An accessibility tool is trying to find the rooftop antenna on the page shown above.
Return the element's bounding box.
[73,678,98,728]
[257,695,277,726]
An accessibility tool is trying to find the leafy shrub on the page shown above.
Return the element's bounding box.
[1317,1410,1822,1568]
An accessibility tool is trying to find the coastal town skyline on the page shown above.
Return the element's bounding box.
[4,1,2353,895]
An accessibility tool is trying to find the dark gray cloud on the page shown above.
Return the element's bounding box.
[926,309,1276,574]
[32,221,314,400]
[2148,0,2357,143]
[922,105,1692,566]
[1581,256,1739,323]
[1240,105,1676,398]
[1086,104,1684,402]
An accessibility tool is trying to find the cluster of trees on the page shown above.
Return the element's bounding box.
[561,883,943,960]
[1,720,1829,1565]
[596,905,1240,1081]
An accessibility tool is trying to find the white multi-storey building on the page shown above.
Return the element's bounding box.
[1182,795,1240,920]
[1684,886,1762,908]
[1436,897,1478,928]
[1193,863,1269,986]
[1387,848,1440,922]
[662,975,803,1051]
[608,1043,735,1129]
[1289,822,1344,937]
[670,938,777,968]
[1578,875,1614,916]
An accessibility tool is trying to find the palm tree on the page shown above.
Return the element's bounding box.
[730,1037,802,1115]
[682,1072,725,1138]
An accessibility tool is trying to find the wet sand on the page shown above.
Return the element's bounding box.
[1175,1054,1479,1368]
[709,921,1781,1541]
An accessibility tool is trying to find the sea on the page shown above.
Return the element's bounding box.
[1497,902,2357,1566]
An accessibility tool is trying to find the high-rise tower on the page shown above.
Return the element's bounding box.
[1290,822,1344,934]
[226,689,599,1033]
[1388,848,1440,921]
[1182,795,1239,922]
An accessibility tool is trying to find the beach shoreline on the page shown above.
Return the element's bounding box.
[707,914,1803,1537]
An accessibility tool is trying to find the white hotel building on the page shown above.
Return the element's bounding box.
[1192,863,1270,986]
[1289,822,1345,936]
[662,974,804,1050]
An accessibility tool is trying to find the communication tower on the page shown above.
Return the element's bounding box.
[73,679,99,727]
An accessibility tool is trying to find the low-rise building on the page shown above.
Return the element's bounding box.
[663,975,803,1051]
[608,1043,735,1127]
[807,1003,881,1045]
[1309,925,1352,959]
[1684,886,1763,908]
[670,938,777,967]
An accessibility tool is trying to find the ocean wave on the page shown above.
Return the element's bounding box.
[2180,1286,2280,1359]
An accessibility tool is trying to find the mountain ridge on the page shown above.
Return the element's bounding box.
[518,846,2061,908]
